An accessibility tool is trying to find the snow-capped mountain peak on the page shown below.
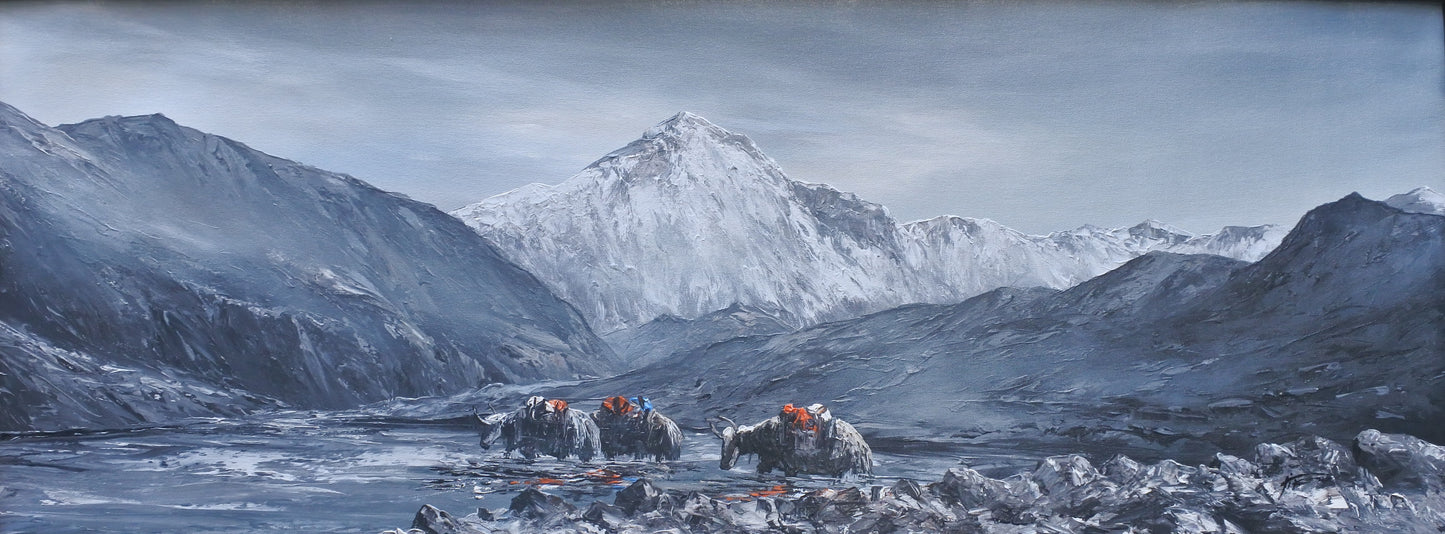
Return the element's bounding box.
[454,112,915,332]
[1128,219,1192,238]
[629,110,769,172]
[643,111,725,139]
[1385,186,1445,215]
[475,113,787,209]
[454,113,1289,332]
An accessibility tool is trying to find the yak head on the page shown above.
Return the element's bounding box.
[476,412,507,449]
[710,416,742,470]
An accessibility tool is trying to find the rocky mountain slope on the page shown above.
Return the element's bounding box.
[602,304,794,369]
[455,113,1285,333]
[0,102,615,431]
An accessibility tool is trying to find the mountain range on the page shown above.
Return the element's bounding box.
[455,113,1287,333]
[0,102,614,431]
[3,100,1437,449]
[540,189,1444,459]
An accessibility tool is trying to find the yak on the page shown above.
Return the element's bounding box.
[713,403,872,477]
[590,396,684,461]
[477,396,602,461]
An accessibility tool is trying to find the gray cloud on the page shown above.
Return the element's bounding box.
[1,1,1440,234]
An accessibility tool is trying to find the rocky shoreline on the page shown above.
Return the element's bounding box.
[386,429,1445,533]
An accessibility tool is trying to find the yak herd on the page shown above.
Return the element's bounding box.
[476,396,873,477]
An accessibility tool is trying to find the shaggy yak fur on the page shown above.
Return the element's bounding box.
[591,396,684,461]
[478,396,602,461]
[716,403,872,477]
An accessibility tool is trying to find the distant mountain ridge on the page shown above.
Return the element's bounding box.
[1385,186,1445,215]
[0,102,614,431]
[456,112,1286,333]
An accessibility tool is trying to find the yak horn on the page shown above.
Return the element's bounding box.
[707,418,726,439]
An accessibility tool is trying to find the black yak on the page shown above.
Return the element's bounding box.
[713,403,872,477]
[477,396,602,461]
[590,396,684,461]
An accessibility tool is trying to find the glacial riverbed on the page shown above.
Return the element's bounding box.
[0,411,1047,533]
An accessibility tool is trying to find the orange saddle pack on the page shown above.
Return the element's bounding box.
[781,403,818,431]
[601,396,632,415]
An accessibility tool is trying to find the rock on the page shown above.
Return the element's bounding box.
[1212,453,1260,479]
[1258,436,1358,482]
[1166,507,1247,534]
[934,467,1011,510]
[1142,459,1196,487]
[1254,441,1299,477]
[1354,429,1445,493]
[795,487,868,524]
[400,431,1445,533]
[862,479,959,531]
[728,496,790,531]
[1100,454,1145,482]
[1033,454,1118,517]
[678,491,732,530]
[891,478,925,502]
[410,504,473,534]
[581,501,627,530]
[1292,436,1361,483]
[1034,454,1103,502]
[508,487,576,520]
[614,478,666,514]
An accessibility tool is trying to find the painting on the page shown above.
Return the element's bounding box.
[1,2,1442,531]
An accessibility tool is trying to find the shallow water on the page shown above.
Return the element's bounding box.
[0,412,1043,533]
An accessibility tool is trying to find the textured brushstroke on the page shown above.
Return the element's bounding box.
[533,192,1442,458]
[456,113,1285,333]
[399,430,1445,533]
[0,102,615,431]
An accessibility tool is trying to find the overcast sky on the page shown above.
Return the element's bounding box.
[1,1,1440,234]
